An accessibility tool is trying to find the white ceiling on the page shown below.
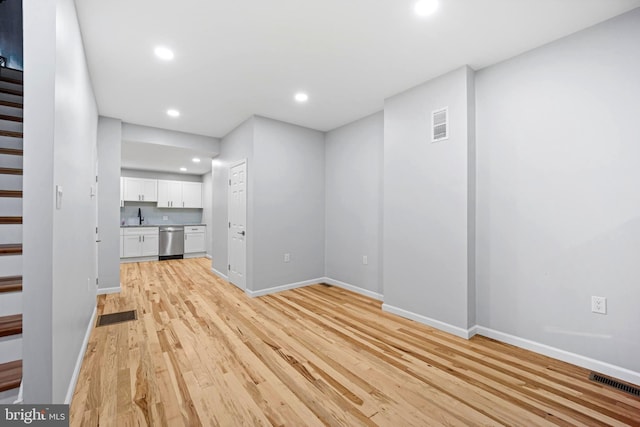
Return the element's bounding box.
[121,141,213,175]
[76,0,640,138]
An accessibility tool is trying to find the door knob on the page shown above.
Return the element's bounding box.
[238,231,245,236]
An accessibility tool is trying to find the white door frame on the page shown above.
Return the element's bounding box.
[227,159,247,290]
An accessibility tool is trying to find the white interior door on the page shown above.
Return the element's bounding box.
[228,160,247,289]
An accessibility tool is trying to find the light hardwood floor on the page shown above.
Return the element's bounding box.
[70,258,640,426]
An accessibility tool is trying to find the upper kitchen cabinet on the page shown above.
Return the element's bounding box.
[182,182,203,208]
[157,180,202,208]
[123,177,157,202]
[157,180,182,208]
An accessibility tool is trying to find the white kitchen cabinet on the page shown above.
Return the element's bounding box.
[120,177,124,207]
[184,225,206,253]
[120,228,124,257]
[141,233,159,256]
[122,234,141,258]
[122,227,159,258]
[157,180,183,208]
[123,177,157,202]
[157,180,202,208]
[182,182,203,208]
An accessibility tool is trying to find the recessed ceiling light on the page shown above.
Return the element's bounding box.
[180,167,187,172]
[167,109,180,117]
[414,0,439,17]
[294,92,309,103]
[192,157,201,163]
[154,46,174,61]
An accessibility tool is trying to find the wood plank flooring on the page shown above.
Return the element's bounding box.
[70,258,640,426]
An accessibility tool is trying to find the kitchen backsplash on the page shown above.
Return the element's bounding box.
[121,203,203,226]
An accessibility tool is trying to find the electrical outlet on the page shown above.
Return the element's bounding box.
[362,255,368,265]
[284,253,290,263]
[162,215,169,220]
[591,296,607,314]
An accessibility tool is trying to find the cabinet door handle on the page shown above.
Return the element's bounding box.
[142,235,145,242]
[183,202,185,207]
[138,236,141,242]
[142,194,144,201]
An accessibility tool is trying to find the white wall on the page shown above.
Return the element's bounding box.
[212,117,254,279]
[97,117,122,292]
[211,116,325,292]
[51,0,99,402]
[383,66,475,332]
[202,170,213,257]
[475,9,640,373]
[22,0,56,405]
[122,122,220,155]
[24,0,99,403]
[325,112,383,295]
[252,116,325,291]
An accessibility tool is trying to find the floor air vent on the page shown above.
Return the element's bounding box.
[589,372,640,397]
[96,310,137,327]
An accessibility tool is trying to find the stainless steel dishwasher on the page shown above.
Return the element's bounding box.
[159,226,184,260]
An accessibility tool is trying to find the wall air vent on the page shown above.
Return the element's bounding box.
[431,107,448,142]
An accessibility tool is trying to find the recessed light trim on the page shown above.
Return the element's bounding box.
[414,0,439,17]
[294,92,309,103]
[167,109,180,117]
[154,46,174,61]
[192,157,201,163]
[180,167,187,172]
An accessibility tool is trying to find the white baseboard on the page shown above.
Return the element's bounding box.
[475,326,640,386]
[322,277,383,301]
[205,254,212,260]
[119,256,158,264]
[97,286,121,295]
[382,304,476,339]
[184,252,206,259]
[246,278,324,298]
[65,305,97,404]
[468,325,479,338]
[211,267,228,281]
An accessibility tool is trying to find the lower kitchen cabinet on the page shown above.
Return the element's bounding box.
[184,225,206,254]
[122,227,159,258]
